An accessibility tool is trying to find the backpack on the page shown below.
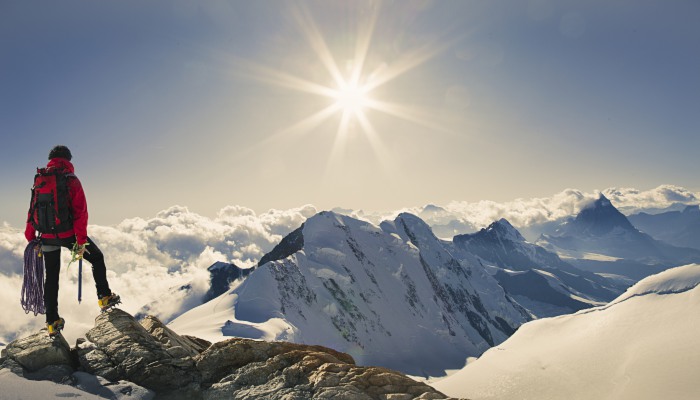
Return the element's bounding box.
[27,168,75,234]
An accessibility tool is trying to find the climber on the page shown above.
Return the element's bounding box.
[25,145,120,336]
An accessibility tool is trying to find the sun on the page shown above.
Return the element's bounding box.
[331,80,371,116]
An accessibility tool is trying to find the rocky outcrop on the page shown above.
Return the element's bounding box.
[77,309,199,392]
[141,315,211,358]
[198,338,446,399]
[1,329,73,373]
[1,309,453,399]
[0,327,154,398]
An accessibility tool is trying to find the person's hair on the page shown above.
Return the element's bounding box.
[48,145,72,161]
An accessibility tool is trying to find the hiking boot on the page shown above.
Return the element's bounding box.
[47,318,65,337]
[98,293,121,312]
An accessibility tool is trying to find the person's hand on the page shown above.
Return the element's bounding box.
[76,244,86,258]
[74,243,89,259]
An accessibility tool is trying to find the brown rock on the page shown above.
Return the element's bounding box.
[140,315,211,357]
[78,308,199,392]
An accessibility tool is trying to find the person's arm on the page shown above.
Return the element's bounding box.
[69,177,89,245]
[24,210,36,242]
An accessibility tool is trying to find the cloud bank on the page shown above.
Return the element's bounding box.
[375,185,700,237]
[0,205,317,345]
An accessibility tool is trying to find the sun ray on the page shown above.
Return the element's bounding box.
[349,3,380,87]
[365,98,454,135]
[355,109,398,174]
[233,58,337,98]
[325,110,354,178]
[261,103,341,144]
[364,36,462,92]
[291,3,346,88]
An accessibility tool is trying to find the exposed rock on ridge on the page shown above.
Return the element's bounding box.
[1,309,452,399]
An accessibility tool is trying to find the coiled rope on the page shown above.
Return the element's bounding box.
[21,239,45,315]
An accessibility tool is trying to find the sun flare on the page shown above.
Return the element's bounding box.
[228,3,452,174]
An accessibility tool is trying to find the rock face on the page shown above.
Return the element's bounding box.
[78,309,200,392]
[198,339,446,400]
[1,329,73,372]
[204,261,252,302]
[141,315,211,358]
[2,308,451,399]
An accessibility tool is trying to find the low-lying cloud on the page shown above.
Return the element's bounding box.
[373,185,700,238]
[0,205,316,345]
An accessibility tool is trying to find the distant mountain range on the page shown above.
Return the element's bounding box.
[454,218,620,317]
[537,195,700,280]
[629,205,700,250]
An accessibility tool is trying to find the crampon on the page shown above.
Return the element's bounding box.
[47,318,65,337]
[98,293,121,312]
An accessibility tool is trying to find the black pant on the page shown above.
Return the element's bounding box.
[42,237,112,323]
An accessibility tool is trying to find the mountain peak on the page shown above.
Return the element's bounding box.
[582,193,612,210]
[570,194,635,235]
[486,218,526,243]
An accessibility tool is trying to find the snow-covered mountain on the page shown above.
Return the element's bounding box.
[453,219,620,317]
[538,194,700,279]
[433,263,700,400]
[136,261,250,323]
[629,205,700,250]
[169,211,529,376]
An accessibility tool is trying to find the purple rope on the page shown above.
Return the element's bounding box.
[21,239,45,316]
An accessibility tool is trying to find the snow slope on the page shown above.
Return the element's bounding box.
[433,264,700,400]
[0,369,153,400]
[170,211,529,376]
[0,370,103,400]
[135,261,251,323]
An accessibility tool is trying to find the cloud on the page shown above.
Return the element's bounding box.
[0,205,315,345]
[437,185,699,229]
[602,185,699,213]
[0,224,26,276]
[359,185,700,235]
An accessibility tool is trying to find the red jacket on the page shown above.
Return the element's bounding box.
[25,158,89,245]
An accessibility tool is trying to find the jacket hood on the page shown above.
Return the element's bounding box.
[47,158,75,173]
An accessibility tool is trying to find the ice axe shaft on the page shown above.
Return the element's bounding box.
[78,258,82,304]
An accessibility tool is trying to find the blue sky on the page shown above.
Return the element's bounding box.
[2,0,698,226]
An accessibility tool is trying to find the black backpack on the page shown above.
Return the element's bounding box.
[27,168,75,234]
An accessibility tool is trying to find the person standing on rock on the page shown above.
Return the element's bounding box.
[25,145,120,336]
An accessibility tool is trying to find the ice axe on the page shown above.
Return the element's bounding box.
[69,242,88,304]
[78,258,82,304]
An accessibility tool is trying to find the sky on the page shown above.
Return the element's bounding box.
[2,0,699,227]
